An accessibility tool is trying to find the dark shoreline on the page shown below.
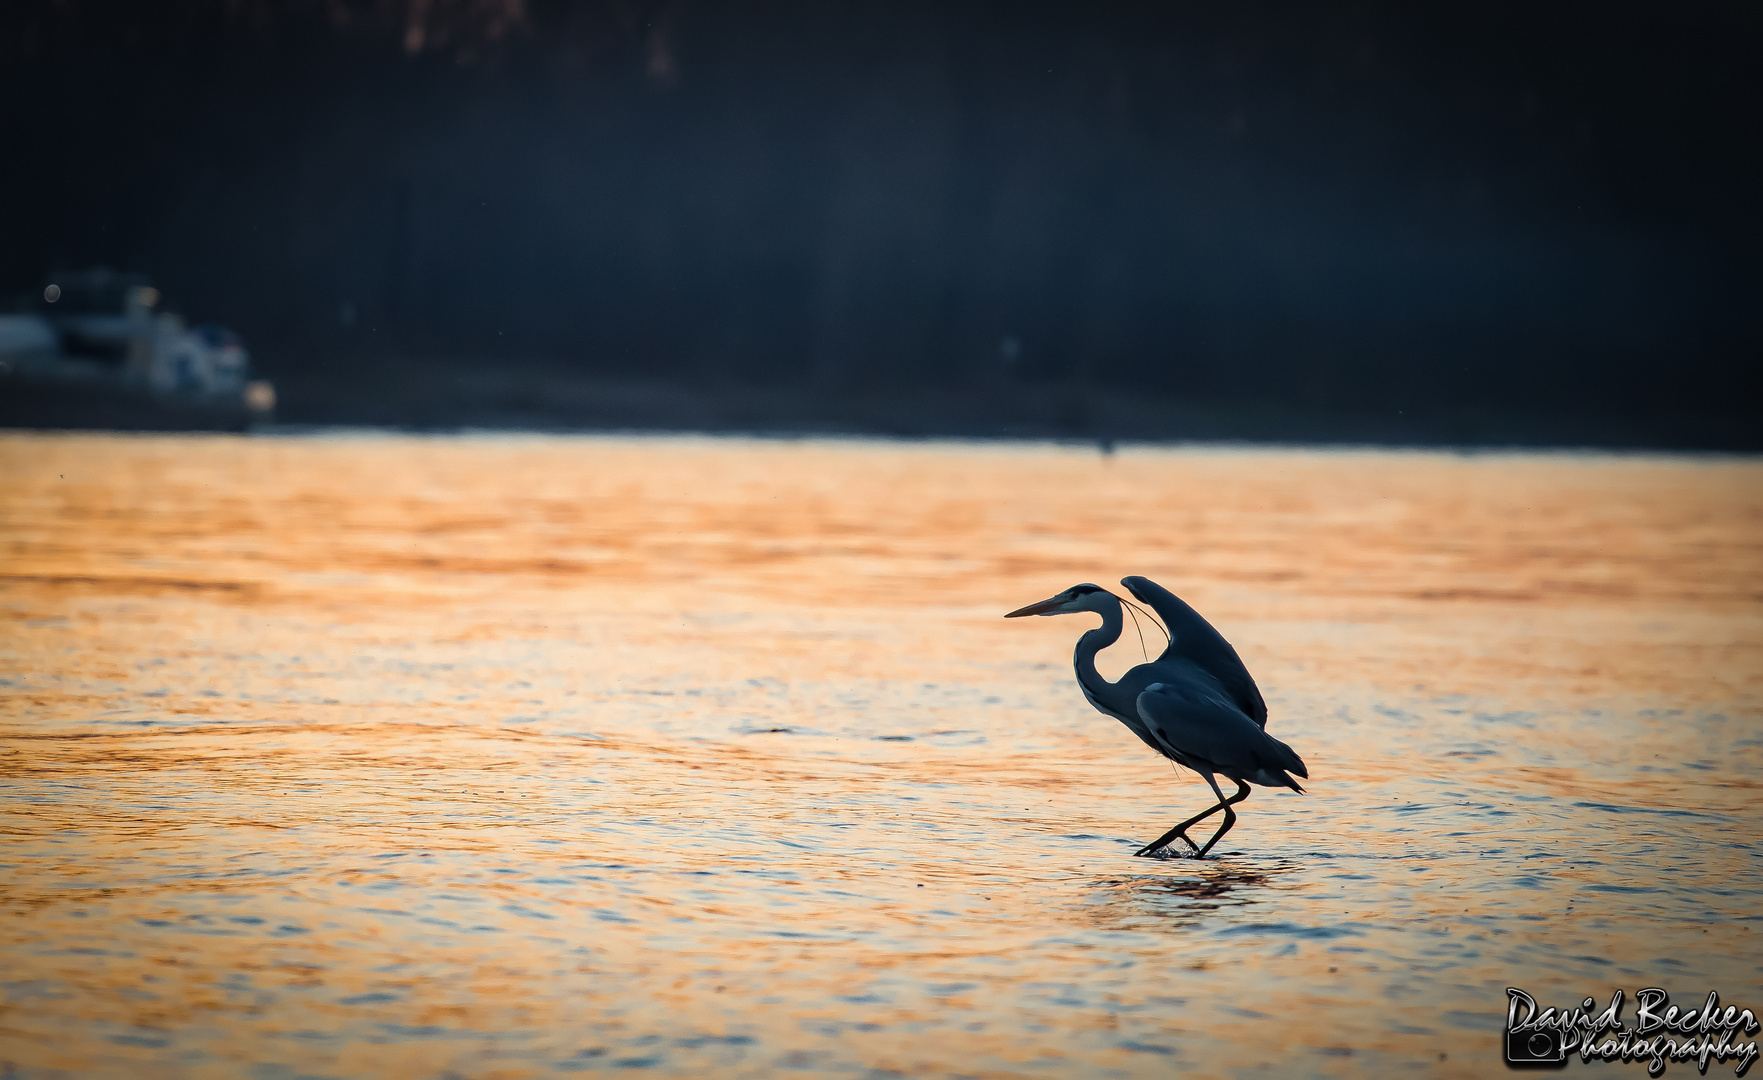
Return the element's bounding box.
[6,359,1756,451]
[248,365,1758,453]
[8,379,1756,453]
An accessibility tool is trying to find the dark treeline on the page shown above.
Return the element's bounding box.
[5,1,1760,441]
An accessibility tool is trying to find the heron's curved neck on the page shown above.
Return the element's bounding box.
[1074,599,1124,692]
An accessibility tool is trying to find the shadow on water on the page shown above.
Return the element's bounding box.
[1079,860,1303,933]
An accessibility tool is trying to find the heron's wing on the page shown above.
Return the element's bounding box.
[1135,664,1306,785]
[1122,575,1268,727]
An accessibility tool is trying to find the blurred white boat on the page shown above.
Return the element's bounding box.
[0,269,274,431]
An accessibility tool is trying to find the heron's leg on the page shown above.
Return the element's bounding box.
[1193,778,1252,858]
[1133,804,1221,857]
[1132,778,1251,857]
[1128,778,1255,856]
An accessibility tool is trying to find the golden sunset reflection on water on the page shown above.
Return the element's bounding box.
[2,432,1760,1078]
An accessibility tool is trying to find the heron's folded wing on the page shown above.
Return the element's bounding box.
[1135,668,1304,779]
[1121,575,1268,726]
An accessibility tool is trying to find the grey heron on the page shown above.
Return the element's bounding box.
[1005,578,1307,858]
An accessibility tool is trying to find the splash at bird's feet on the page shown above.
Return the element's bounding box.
[1134,845,1205,860]
[1133,833,1204,859]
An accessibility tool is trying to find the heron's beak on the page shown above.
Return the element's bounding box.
[1004,594,1067,618]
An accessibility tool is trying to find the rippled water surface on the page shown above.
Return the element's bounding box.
[2,432,1760,1078]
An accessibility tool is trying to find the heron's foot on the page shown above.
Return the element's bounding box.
[1135,846,1204,861]
[1133,833,1203,859]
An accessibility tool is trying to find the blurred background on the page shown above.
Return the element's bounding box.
[2,0,1758,446]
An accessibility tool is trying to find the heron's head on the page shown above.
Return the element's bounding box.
[1004,583,1116,618]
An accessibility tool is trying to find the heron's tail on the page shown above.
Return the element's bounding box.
[1266,732,1308,791]
[1270,734,1306,775]
[1247,765,1305,792]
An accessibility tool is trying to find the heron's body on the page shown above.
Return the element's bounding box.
[1007,578,1307,858]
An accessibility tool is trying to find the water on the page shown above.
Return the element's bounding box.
[2,432,1759,1078]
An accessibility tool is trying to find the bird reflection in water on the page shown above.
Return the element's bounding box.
[1083,862,1298,933]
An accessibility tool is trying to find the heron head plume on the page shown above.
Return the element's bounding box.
[1004,583,1115,618]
